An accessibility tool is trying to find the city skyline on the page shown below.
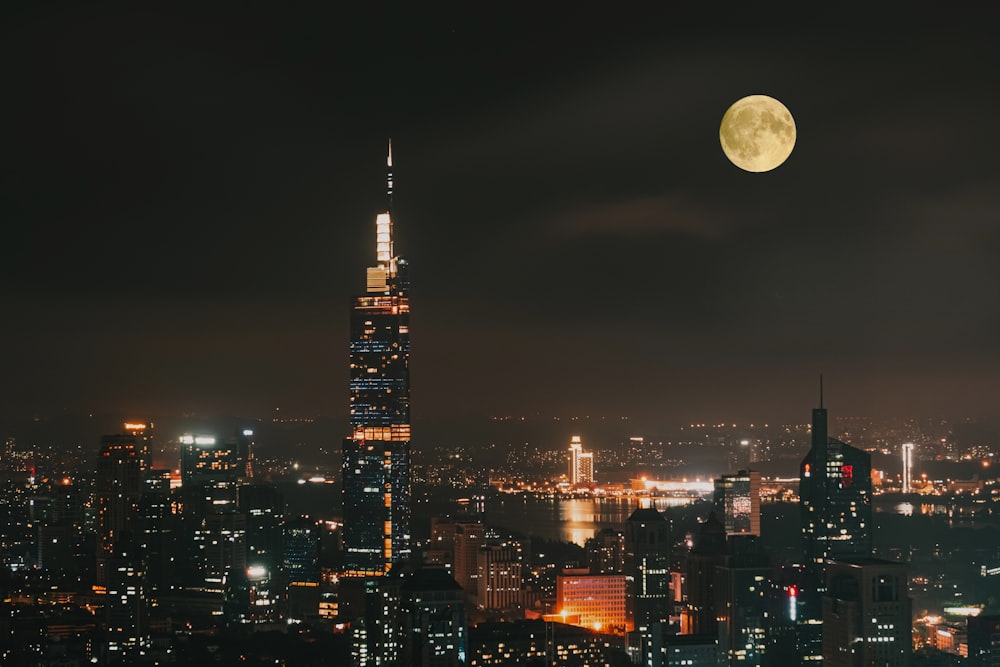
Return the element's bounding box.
[3,5,1000,425]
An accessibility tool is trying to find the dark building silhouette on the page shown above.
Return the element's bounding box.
[283,516,320,584]
[342,141,412,575]
[239,483,284,576]
[715,535,772,667]
[625,503,672,657]
[400,566,467,666]
[967,615,1000,667]
[96,435,142,585]
[822,558,911,667]
[586,527,626,574]
[796,389,874,666]
[137,468,173,594]
[799,393,873,565]
[684,512,727,636]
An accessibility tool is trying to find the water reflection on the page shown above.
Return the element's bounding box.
[485,495,699,545]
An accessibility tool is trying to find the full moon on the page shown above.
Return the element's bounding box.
[719,95,796,172]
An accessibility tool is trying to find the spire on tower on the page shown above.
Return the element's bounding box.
[386,138,393,211]
[819,373,824,409]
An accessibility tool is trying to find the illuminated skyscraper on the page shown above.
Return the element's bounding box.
[795,383,873,667]
[568,435,594,485]
[901,442,914,494]
[713,470,761,536]
[799,384,872,565]
[343,141,412,575]
[96,434,142,585]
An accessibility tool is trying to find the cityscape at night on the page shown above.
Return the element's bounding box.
[3,3,1000,667]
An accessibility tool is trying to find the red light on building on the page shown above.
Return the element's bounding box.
[841,464,853,488]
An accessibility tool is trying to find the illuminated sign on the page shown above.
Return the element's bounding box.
[841,465,853,488]
[123,422,147,431]
[179,435,216,446]
[242,429,254,437]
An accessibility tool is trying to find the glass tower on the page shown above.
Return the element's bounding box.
[342,141,412,575]
[799,401,873,565]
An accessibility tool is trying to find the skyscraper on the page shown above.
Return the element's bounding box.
[568,435,594,485]
[822,558,911,667]
[342,141,412,575]
[713,470,761,536]
[625,504,672,634]
[96,434,142,585]
[901,442,914,494]
[799,386,873,565]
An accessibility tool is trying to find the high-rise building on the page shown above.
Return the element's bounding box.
[342,141,412,576]
[103,538,148,662]
[586,527,626,574]
[901,442,914,494]
[822,558,911,667]
[283,516,320,584]
[683,512,727,636]
[625,504,672,638]
[239,483,284,576]
[96,435,142,585]
[453,521,485,599]
[179,431,251,506]
[713,470,761,536]
[476,543,523,612]
[123,421,154,471]
[799,389,873,566]
[715,535,772,667]
[568,436,594,485]
[401,567,468,666]
[966,615,1000,667]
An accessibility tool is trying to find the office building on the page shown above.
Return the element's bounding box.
[283,516,320,584]
[799,389,873,565]
[556,568,628,632]
[713,470,761,536]
[901,442,914,494]
[626,504,672,640]
[586,527,626,574]
[683,512,727,636]
[123,421,154,471]
[568,435,594,485]
[401,566,468,666]
[967,615,1000,667]
[715,535,772,667]
[180,430,251,506]
[343,141,412,575]
[239,483,284,576]
[96,435,142,585]
[103,538,148,662]
[454,521,485,599]
[822,558,911,667]
[476,543,523,611]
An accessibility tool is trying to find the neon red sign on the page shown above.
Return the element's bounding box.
[841,464,853,488]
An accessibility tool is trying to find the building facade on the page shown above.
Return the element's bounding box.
[799,401,873,565]
[713,470,761,536]
[822,558,911,667]
[342,141,412,575]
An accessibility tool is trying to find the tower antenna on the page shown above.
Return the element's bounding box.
[819,373,824,409]
[386,138,393,213]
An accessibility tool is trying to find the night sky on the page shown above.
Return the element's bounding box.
[3,4,1000,425]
